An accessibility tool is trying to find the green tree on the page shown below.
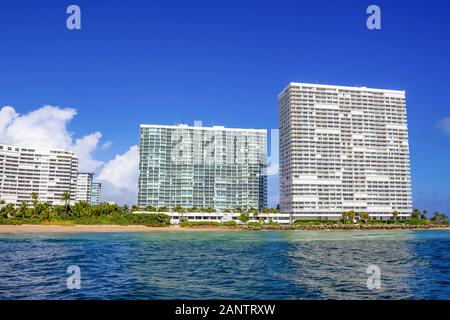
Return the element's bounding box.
[411,208,421,219]
[237,211,249,224]
[71,201,91,219]
[341,212,349,224]
[30,192,44,219]
[40,203,52,221]
[145,205,157,212]
[0,198,6,215]
[431,211,440,222]
[392,211,399,222]
[173,206,185,213]
[348,211,356,222]
[61,192,71,217]
[205,207,216,213]
[1,203,16,219]
[158,207,168,212]
[247,207,258,220]
[359,212,369,223]
[422,210,428,220]
[18,202,31,219]
[31,192,39,207]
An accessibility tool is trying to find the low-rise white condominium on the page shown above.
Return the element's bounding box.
[138,123,267,211]
[0,143,78,206]
[279,83,412,220]
[76,172,93,203]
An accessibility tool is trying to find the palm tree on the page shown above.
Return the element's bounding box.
[422,210,428,220]
[18,202,30,219]
[61,192,71,217]
[0,198,6,219]
[2,203,16,219]
[173,206,184,213]
[412,208,420,219]
[431,211,440,222]
[359,212,369,223]
[341,212,348,224]
[248,207,258,221]
[145,205,156,212]
[30,192,42,218]
[31,192,38,206]
[173,206,185,220]
[237,211,249,224]
[348,211,356,223]
[392,211,399,222]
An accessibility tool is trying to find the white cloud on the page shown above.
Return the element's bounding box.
[0,105,103,172]
[100,140,113,150]
[97,145,139,205]
[72,132,104,172]
[437,117,450,137]
[0,105,141,205]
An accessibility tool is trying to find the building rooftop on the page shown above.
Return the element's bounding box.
[140,124,267,133]
[278,82,406,99]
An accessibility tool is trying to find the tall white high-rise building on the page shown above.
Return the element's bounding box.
[138,123,267,211]
[279,83,412,220]
[0,143,78,206]
[76,172,93,203]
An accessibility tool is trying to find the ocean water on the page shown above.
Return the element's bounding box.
[0,230,449,300]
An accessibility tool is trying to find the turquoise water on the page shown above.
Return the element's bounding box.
[0,230,449,299]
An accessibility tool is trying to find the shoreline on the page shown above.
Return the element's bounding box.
[0,224,448,233]
[0,224,237,234]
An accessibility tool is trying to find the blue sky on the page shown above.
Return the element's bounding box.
[0,0,449,213]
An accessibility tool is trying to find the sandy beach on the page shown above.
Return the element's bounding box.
[0,224,238,234]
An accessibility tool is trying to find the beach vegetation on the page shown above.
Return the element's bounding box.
[237,212,249,223]
[247,221,262,228]
[0,200,170,227]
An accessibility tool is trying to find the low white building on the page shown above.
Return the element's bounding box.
[132,211,291,225]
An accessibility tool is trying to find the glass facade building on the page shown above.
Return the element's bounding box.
[138,124,267,211]
[90,182,102,205]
